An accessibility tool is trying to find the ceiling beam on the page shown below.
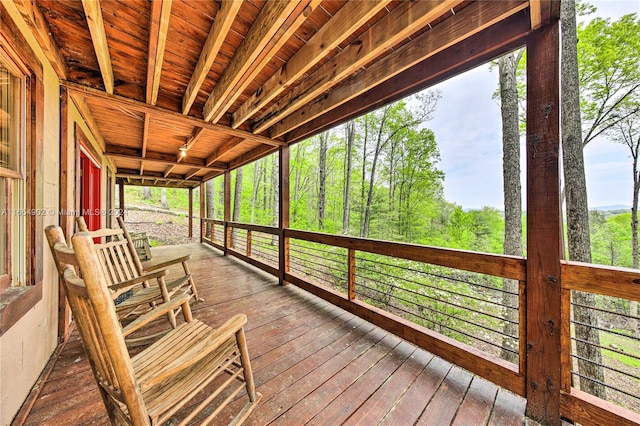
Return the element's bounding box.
[228,144,278,170]
[185,168,201,180]
[105,144,227,171]
[146,0,172,105]
[232,0,390,129]
[287,11,532,144]
[164,165,175,177]
[205,136,245,166]
[250,0,464,135]
[202,0,302,122]
[13,0,68,79]
[63,81,286,147]
[529,0,561,30]
[81,0,114,94]
[182,0,242,115]
[271,0,529,138]
[117,169,202,185]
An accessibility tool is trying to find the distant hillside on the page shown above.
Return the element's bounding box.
[591,205,631,212]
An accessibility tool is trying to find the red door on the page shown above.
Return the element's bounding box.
[80,149,101,232]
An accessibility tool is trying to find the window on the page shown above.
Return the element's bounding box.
[0,41,28,291]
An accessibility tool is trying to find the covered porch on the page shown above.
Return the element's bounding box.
[16,243,526,426]
[1,0,639,424]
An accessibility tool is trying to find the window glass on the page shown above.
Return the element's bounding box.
[0,58,22,176]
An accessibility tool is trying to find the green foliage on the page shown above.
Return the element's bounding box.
[577,11,640,144]
[590,211,633,267]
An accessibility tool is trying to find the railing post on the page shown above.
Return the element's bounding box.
[525,21,562,425]
[348,248,356,300]
[278,146,290,285]
[210,221,214,242]
[247,230,252,257]
[199,182,205,243]
[188,187,193,239]
[223,170,231,255]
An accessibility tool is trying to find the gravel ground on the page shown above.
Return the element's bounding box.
[122,207,198,246]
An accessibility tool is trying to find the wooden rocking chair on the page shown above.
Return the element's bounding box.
[116,216,202,302]
[45,225,261,425]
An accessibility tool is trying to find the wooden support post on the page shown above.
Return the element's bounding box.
[525,21,562,426]
[348,248,356,300]
[58,86,71,342]
[199,182,205,242]
[223,170,231,255]
[118,180,125,219]
[188,187,193,238]
[247,230,252,257]
[278,146,290,285]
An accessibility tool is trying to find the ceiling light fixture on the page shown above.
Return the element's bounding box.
[179,145,188,157]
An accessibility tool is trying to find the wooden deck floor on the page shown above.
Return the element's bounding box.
[18,243,526,425]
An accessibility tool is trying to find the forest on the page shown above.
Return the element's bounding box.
[127,1,640,413]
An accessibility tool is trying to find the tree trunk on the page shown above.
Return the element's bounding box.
[498,51,523,364]
[205,180,215,236]
[318,131,328,230]
[142,186,151,200]
[561,0,606,398]
[160,188,169,209]
[251,160,261,223]
[343,121,354,234]
[361,108,389,238]
[231,168,243,246]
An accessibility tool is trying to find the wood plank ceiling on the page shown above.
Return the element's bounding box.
[14,0,555,188]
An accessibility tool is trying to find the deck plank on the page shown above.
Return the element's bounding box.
[19,243,526,426]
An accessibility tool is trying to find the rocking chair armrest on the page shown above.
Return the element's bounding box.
[108,269,169,291]
[122,293,192,337]
[138,314,248,390]
[141,254,191,272]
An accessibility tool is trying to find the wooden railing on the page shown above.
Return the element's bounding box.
[560,262,640,426]
[200,219,640,424]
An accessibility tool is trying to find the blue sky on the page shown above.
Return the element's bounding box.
[429,0,639,210]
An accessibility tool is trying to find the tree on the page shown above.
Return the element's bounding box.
[342,121,355,234]
[318,131,329,230]
[578,12,640,147]
[160,188,169,209]
[561,0,606,398]
[608,97,640,335]
[498,49,524,363]
[142,186,151,200]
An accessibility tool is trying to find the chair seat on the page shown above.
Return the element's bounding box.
[130,317,260,424]
[115,275,192,313]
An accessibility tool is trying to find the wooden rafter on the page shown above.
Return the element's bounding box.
[69,95,107,152]
[164,165,175,177]
[229,144,279,170]
[140,113,151,175]
[205,0,321,124]
[13,0,68,79]
[105,145,227,171]
[232,0,390,129]
[250,0,464,135]
[185,168,201,180]
[182,0,242,115]
[146,0,172,105]
[205,136,245,166]
[202,0,302,123]
[287,11,531,143]
[63,81,285,147]
[81,0,114,94]
[271,0,529,138]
